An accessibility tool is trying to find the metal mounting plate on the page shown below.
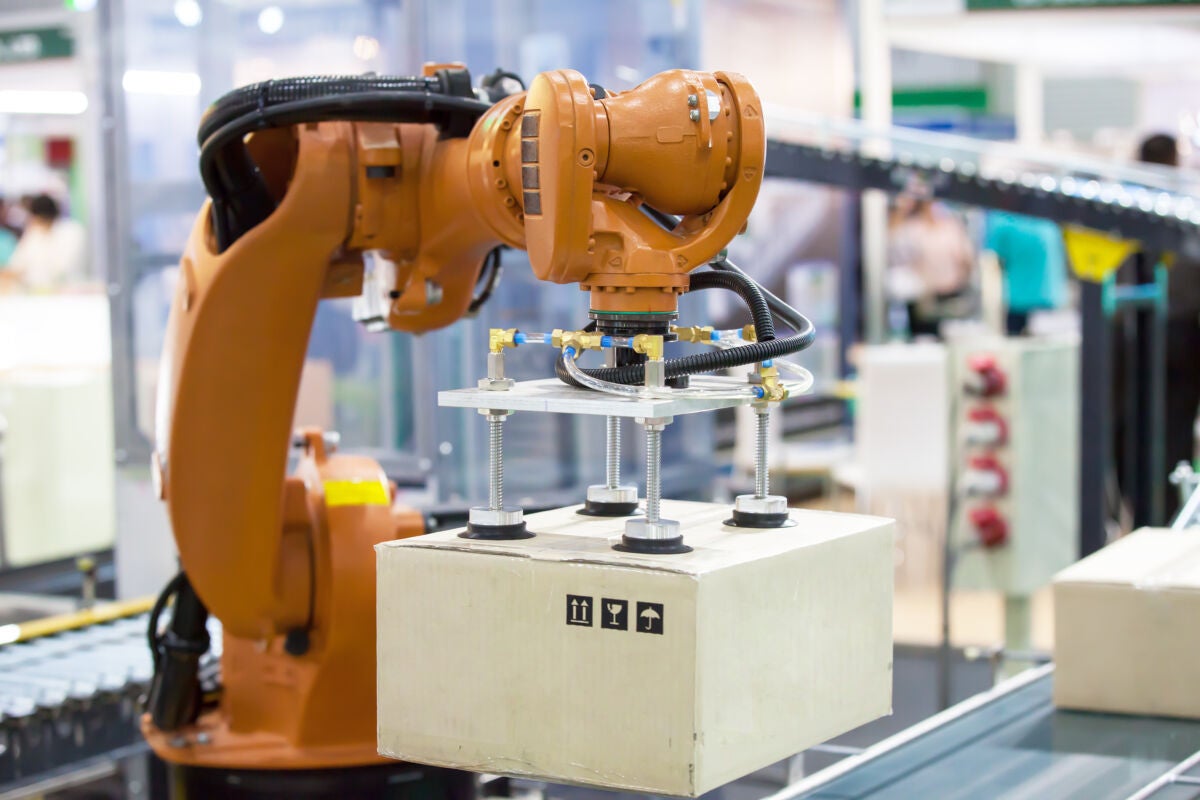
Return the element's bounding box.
[437,379,755,418]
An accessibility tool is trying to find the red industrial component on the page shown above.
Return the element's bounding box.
[964,353,1007,398]
[969,506,1009,548]
[965,455,1009,496]
[45,137,74,168]
[966,406,1009,446]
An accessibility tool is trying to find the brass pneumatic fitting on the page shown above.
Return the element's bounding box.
[552,329,605,354]
[489,328,519,353]
[671,325,716,344]
[757,363,787,403]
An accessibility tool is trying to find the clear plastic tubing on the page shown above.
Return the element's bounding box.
[560,348,815,401]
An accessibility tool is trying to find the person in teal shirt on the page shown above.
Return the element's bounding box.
[0,228,15,267]
[984,211,1069,334]
[0,195,18,267]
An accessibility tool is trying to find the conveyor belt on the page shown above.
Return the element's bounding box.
[764,112,1200,258]
[773,665,1200,800]
[0,611,220,788]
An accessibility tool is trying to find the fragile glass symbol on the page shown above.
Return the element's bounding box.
[606,603,622,625]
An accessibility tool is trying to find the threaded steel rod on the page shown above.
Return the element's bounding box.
[605,416,621,489]
[489,415,503,510]
[754,409,769,499]
[645,426,662,523]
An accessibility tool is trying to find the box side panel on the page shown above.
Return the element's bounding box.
[377,546,700,794]
[693,521,895,792]
[1054,580,1200,718]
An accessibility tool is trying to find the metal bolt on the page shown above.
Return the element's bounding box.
[645,425,663,523]
[488,413,504,511]
[606,416,621,490]
[689,109,701,122]
[687,94,699,107]
[754,406,769,499]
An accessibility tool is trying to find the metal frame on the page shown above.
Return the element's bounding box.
[1173,478,1200,530]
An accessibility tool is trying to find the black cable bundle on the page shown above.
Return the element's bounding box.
[199,72,493,250]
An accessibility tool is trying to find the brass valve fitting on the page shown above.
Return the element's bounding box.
[632,333,665,361]
[489,328,519,354]
[552,329,606,353]
[671,325,716,344]
[757,363,787,403]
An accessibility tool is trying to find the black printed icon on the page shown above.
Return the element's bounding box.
[601,599,628,630]
[636,602,664,634]
[567,595,592,627]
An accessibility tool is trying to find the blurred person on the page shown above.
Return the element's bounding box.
[0,196,17,266]
[7,193,87,292]
[888,196,975,338]
[1140,133,1180,167]
[983,211,1069,335]
[0,194,22,239]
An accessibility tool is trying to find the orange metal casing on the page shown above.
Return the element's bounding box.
[517,69,765,313]
[148,122,502,767]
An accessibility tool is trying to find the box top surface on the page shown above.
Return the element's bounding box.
[1055,527,1200,591]
[378,500,893,576]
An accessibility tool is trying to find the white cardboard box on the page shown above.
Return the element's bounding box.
[1054,527,1200,718]
[377,501,894,796]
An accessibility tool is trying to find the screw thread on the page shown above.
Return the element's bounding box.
[605,416,621,489]
[489,416,503,510]
[645,427,662,523]
[754,409,769,499]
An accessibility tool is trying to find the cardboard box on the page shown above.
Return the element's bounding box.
[377,501,894,797]
[1054,528,1200,718]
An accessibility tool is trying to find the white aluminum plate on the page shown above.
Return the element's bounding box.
[437,379,755,418]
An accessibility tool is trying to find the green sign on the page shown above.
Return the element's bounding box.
[0,28,74,64]
[854,85,989,113]
[969,0,1199,8]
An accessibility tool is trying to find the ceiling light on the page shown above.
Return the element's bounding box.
[258,6,285,35]
[354,35,380,61]
[0,90,88,115]
[174,0,202,27]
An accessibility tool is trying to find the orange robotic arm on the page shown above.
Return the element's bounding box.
[147,66,764,771]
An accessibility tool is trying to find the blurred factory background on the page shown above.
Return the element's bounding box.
[0,0,1199,798]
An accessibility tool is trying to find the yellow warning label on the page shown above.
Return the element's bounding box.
[1064,226,1141,283]
[324,479,389,507]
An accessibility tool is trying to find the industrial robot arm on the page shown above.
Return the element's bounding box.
[146,63,767,770]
